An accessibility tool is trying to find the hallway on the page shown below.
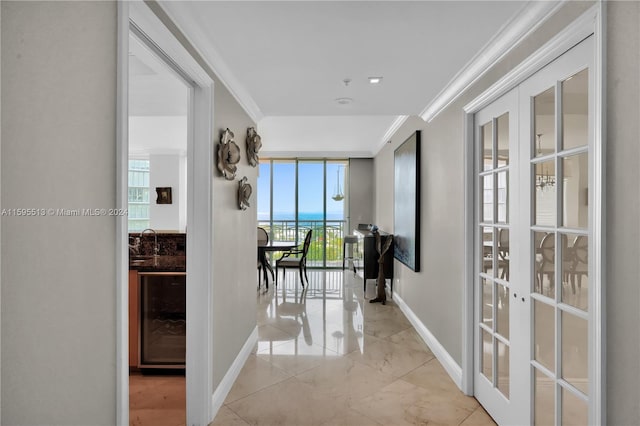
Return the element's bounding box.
[212,270,495,425]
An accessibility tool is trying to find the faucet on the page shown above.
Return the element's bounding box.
[140,228,159,256]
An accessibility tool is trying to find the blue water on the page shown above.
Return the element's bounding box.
[258,212,344,222]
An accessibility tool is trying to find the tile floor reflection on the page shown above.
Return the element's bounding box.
[214,270,495,426]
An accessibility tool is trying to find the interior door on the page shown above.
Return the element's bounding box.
[474,89,526,425]
[474,35,594,425]
[520,36,593,426]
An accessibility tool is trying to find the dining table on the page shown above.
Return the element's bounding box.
[258,241,298,289]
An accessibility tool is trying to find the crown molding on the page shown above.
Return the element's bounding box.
[374,115,409,156]
[464,5,598,114]
[261,150,373,159]
[420,0,565,123]
[155,1,264,123]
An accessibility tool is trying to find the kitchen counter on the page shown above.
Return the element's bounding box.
[129,255,186,272]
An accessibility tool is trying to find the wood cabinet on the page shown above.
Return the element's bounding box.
[354,230,394,294]
[128,270,139,368]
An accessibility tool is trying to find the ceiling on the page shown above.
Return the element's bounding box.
[153,1,528,157]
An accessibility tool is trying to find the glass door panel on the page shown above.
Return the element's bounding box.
[475,36,595,426]
[525,38,592,425]
[474,89,519,425]
[272,161,297,242]
[298,161,324,266]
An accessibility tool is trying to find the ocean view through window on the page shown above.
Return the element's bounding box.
[258,159,349,267]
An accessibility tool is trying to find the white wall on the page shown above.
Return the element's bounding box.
[130,115,188,231]
[149,154,187,232]
[348,158,374,231]
[1,2,117,424]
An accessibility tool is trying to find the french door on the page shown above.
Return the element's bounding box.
[474,36,595,425]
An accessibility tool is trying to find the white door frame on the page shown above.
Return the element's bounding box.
[116,2,215,425]
[462,4,605,424]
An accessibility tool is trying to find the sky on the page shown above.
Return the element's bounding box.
[257,161,347,220]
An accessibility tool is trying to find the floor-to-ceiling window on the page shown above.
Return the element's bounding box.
[258,159,348,267]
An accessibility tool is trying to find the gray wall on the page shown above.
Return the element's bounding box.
[144,0,258,394]
[374,1,640,423]
[1,1,258,423]
[211,85,258,389]
[348,158,374,231]
[1,2,118,424]
[605,2,640,423]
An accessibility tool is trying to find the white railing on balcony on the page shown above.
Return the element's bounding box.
[257,219,346,268]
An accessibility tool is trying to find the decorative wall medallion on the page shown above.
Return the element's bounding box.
[237,176,252,211]
[246,127,262,167]
[217,128,241,180]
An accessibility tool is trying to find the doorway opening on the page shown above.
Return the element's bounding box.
[127,28,190,424]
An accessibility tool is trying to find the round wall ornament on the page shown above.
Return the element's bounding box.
[217,128,241,180]
[238,176,252,211]
[246,127,262,167]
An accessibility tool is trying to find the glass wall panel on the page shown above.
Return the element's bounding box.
[272,161,297,242]
[257,160,271,233]
[326,161,347,266]
[298,161,324,266]
[260,159,348,268]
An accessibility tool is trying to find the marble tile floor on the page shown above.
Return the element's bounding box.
[213,269,496,426]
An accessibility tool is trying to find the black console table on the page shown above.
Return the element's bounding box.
[354,229,394,295]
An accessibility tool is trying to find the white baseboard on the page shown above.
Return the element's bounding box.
[394,293,463,389]
[210,326,258,418]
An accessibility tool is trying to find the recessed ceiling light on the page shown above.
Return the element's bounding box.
[335,97,354,106]
[368,77,383,84]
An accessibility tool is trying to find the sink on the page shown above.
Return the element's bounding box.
[130,255,153,261]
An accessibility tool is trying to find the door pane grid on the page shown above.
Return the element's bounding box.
[531,66,590,425]
[477,112,511,403]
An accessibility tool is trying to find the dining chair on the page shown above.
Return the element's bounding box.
[275,229,313,287]
[257,227,274,282]
[498,228,509,281]
[537,233,555,294]
[571,235,588,294]
[537,233,574,295]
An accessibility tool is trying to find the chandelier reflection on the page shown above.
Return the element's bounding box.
[535,133,556,191]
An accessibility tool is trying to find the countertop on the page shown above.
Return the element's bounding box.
[129,255,186,272]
